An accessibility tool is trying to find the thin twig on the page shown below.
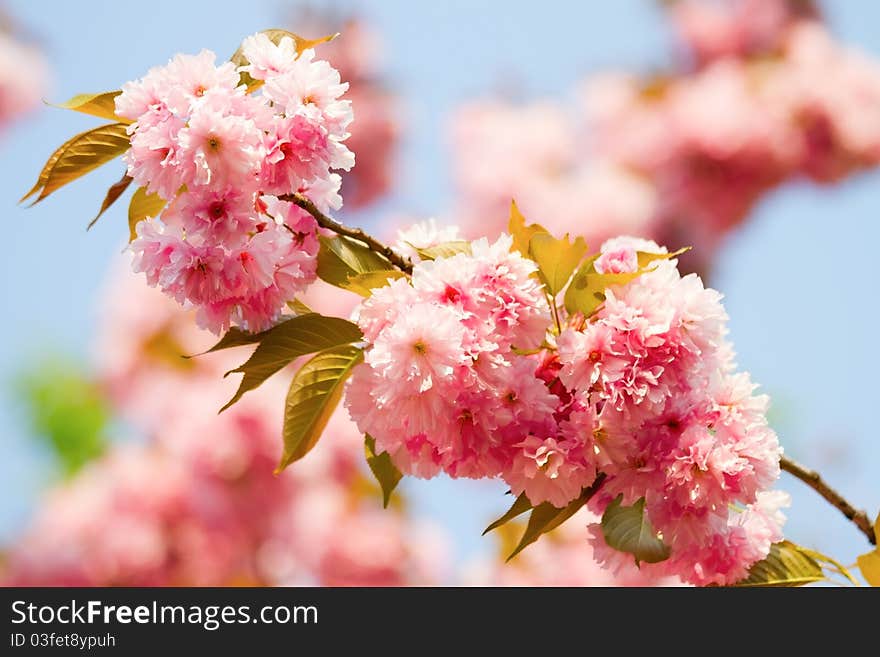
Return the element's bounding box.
[279,192,414,274]
[780,456,876,546]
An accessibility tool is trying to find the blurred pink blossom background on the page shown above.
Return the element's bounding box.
[4,1,880,587]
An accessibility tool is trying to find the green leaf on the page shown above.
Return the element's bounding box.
[857,549,880,586]
[87,173,132,229]
[190,300,311,359]
[734,541,825,587]
[507,199,548,257]
[415,240,473,260]
[287,298,314,315]
[231,29,338,91]
[317,234,394,291]
[191,327,267,358]
[222,313,362,411]
[52,91,130,123]
[21,133,81,203]
[277,344,363,472]
[562,255,605,316]
[128,186,167,241]
[798,547,859,585]
[22,123,131,205]
[856,514,880,586]
[563,248,693,318]
[15,358,109,476]
[344,270,406,296]
[528,232,587,296]
[507,478,605,561]
[364,434,403,508]
[483,493,532,535]
[601,495,671,566]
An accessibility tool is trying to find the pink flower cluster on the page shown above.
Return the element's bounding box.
[120,34,354,333]
[284,12,401,208]
[346,234,555,481]
[2,267,446,586]
[669,0,819,68]
[346,234,785,585]
[449,101,658,253]
[585,19,880,246]
[559,239,785,585]
[0,28,48,134]
[448,5,880,275]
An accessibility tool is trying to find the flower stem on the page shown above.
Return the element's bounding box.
[547,293,562,334]
[780,455,876,545]
[280,192,414,274]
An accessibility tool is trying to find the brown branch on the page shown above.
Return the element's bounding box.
[780,456,876,545]
[279,192,414,274]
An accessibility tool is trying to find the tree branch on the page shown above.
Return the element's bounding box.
[780,455,876,545]
[279,192,414,274]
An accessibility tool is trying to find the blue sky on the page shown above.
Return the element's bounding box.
[2,0,879,574]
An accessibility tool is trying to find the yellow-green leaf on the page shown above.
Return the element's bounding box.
[317,234,394,292]
[23,123,130,205]
[734,541,825,587]
[52,91,130,123]
[20,133,86,203]
[508,200,548,257]
[191,327,268,358]
[344,270,406,297]
[191,298,312,357]
[601,495,670,566]
[287,298,314,315]
[856,513,880,586]
[507,497,588,562]
[798,547,859,585]
[222,313,362,411]
[528,232,587,296]
[128,186,167,241]
[562,255,605,316]
[483,493,532,535]
[507,477,605,561]
[87,173,132,229]
[277,344,363,472]
[857,549,880,586]
[563,250,690,318]
[365,434,403,508]
[415,240,473,261]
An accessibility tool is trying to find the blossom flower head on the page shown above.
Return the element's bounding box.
[162,186,257,247]
[163,50,240,116]
[504,435,597,508]
[116,33,354,333]
[176,101,265,189]
[346,234,555,482]
[239,33,300,82]
[278,13,400,208]
[348,227,783,585]
[262,49,353,137]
